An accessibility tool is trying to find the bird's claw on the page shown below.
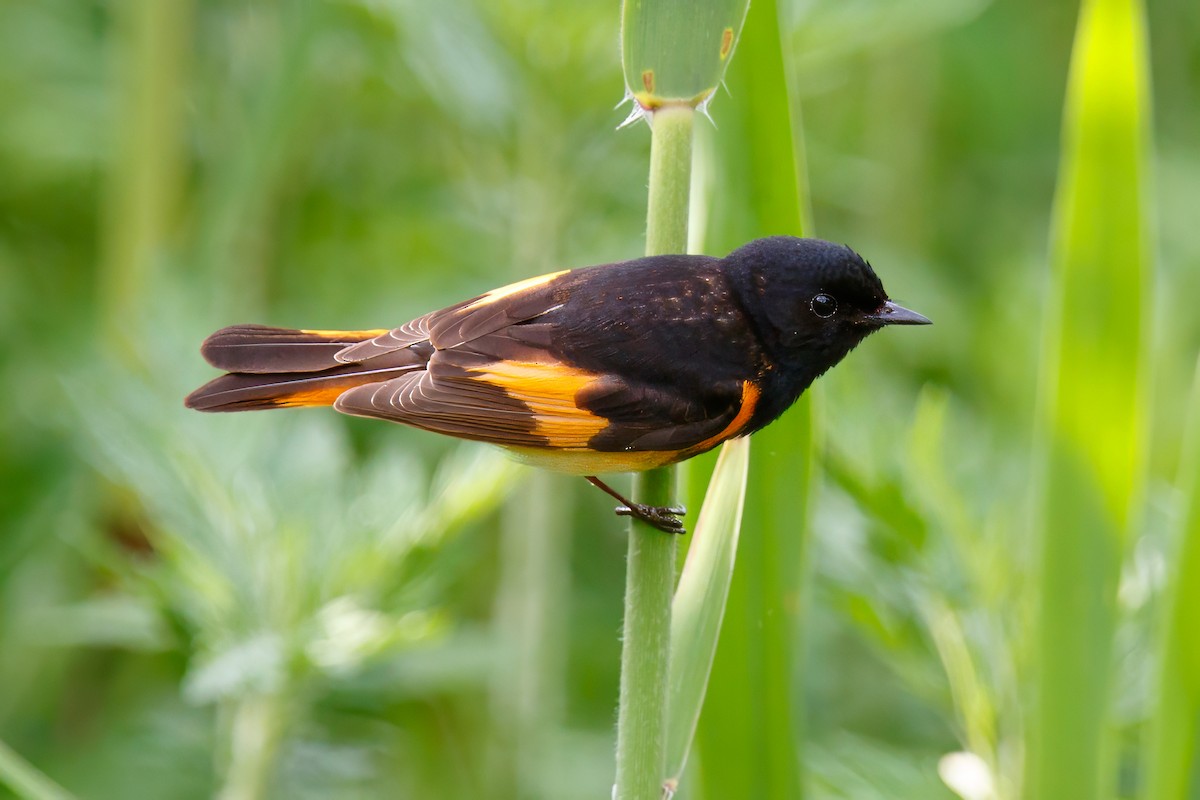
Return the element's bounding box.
[615,503,687,535]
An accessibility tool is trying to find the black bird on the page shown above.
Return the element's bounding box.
[186,236,930,532]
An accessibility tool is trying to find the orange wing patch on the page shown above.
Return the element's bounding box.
[466,359,609,447]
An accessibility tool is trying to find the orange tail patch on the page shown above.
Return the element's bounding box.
[185,369,399,412]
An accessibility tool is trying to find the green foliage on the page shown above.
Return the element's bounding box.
[1,0,1198,798]
[1028,0,1152,797]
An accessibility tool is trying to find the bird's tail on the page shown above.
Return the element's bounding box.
[184,324,422,412]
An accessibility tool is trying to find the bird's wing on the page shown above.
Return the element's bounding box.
[332,258,763,460]
[333,330,758,456]
[333,269,571,363]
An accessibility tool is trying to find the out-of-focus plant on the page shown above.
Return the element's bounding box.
[1028,0,1152,797]
[72,315,518,798]
[1143,358,1200,799]
[3,0,1196,797]
[815,2,1157,799]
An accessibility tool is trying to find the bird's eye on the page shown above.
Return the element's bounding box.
[811,293,837,318]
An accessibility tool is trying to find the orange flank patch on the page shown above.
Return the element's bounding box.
[463,270,568,310]
[687,380,759,455]
[273,385,351,407]
[299,328,390,340]
[467,359,608,448]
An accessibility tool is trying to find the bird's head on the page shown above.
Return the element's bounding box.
[724,236,930,381]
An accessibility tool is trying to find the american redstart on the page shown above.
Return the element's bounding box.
[186,236,929,532]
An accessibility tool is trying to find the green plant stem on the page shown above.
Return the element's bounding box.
[614,105,694,800]
[100,0,189,362]
[644,108,695,256]
[0,739,76,800]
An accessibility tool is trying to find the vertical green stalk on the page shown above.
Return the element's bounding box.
[614,105,694,800]
[99,0,190,359]
[642,108,695,257]
[1028,0,1151,797]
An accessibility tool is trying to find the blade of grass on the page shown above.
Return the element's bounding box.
[1027,0,1152,797]
[665,435,750,789]
[1142,356,1200,800]
[691,0,813,795]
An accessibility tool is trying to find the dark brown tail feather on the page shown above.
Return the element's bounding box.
[199,324,391,373]
[186,325,424,411]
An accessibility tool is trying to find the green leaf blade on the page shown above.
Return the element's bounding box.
[689,0,813,796]
[1028,0,1153,797]
[665,435,751,786]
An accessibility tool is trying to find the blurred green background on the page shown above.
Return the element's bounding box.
[1,0,1197,798]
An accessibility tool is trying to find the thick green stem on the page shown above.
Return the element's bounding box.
[644,108,694,255]
[614,106,694,800]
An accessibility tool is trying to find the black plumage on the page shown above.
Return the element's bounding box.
[186,236,929,530]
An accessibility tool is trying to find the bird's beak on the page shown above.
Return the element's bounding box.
[869,300,931,326]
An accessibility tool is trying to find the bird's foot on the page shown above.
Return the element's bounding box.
[614,503,687,535]
[584,475,687,535]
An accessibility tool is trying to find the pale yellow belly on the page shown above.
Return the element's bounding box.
[502,445,683,475]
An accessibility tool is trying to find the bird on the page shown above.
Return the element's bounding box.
[185,236,930,533]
